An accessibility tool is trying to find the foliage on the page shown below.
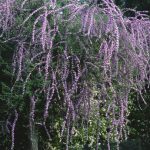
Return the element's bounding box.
[127,86,150,149]
[0,0,150,150]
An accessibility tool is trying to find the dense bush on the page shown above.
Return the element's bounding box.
[0,0,150,149]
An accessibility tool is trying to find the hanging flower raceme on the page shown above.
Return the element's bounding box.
[0,0,16,33]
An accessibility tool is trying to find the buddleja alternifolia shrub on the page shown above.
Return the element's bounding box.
[0,0,150,149]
